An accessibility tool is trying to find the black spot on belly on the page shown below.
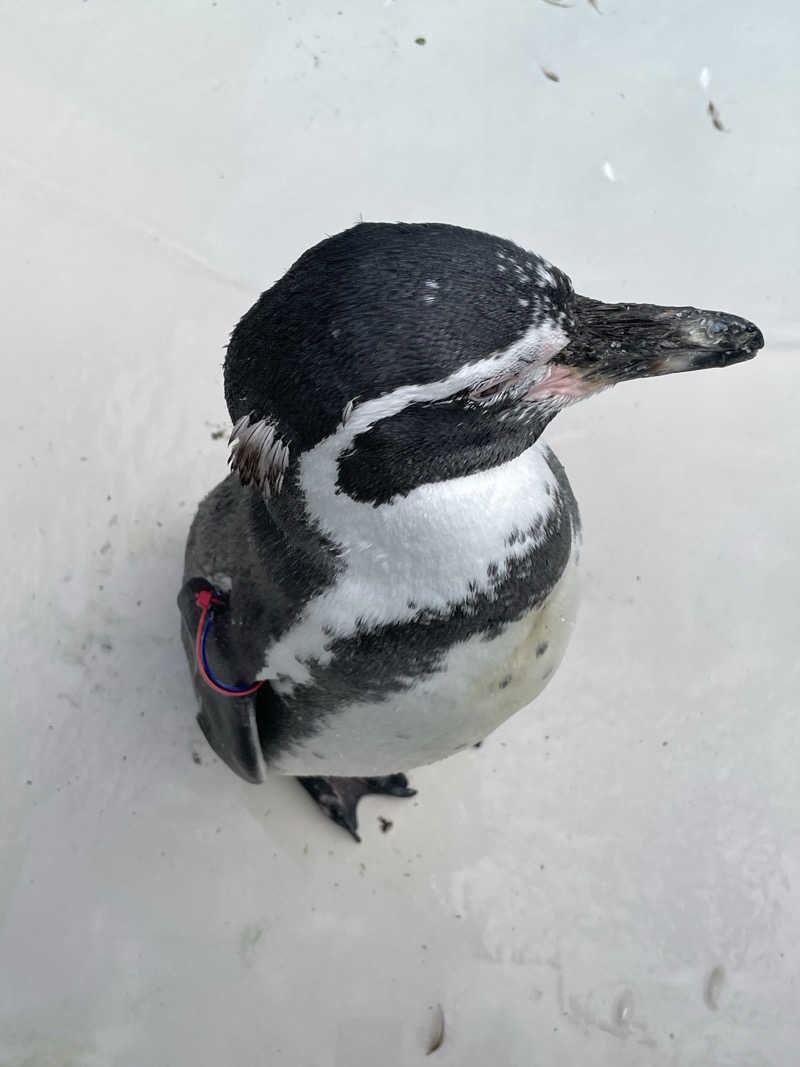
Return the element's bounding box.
[498,674,513,689]
[505,515,546,550]
[536,641,549,658]
[545,483,552,496]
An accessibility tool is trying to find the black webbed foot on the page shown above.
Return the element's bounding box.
[298,773,416,842]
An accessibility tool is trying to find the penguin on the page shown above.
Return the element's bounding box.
[178,222,763,840]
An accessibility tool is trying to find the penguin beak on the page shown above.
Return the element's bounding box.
[525,296,764,401]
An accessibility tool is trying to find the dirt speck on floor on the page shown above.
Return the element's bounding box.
[708,100,727,131]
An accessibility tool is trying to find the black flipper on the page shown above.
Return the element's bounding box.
[298,774,417,842]
[178,578,266,784]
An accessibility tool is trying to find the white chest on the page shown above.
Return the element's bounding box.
[269,543,580,776]
[258,440,562,688]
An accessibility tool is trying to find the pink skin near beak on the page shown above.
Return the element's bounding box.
[524,364,600,401]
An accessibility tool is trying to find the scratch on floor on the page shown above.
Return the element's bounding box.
[0,148,254,294]
[426,1004,445,1055]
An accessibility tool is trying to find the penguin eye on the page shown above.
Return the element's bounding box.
[468,367,520,403]
[470,379,507,401]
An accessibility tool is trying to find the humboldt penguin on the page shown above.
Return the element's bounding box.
[178,222,763,839]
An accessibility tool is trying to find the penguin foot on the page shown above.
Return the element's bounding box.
[297,774,416,842]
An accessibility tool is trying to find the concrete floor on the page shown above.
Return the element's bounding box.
[1,1,798,1064]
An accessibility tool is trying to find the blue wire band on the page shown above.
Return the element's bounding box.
[200,609,258,694]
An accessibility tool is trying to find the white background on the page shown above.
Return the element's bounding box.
[1,1,798,1064]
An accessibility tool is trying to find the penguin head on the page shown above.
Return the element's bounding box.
[224,222,763,506]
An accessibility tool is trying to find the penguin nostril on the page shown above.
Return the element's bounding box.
[703,319,731,343]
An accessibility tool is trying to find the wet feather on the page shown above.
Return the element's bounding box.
[229,415,289,500]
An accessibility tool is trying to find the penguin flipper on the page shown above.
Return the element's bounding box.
[178,578,267,784]
[297,774,417,842]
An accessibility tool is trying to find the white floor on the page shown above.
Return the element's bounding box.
[1,2,798,1064]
